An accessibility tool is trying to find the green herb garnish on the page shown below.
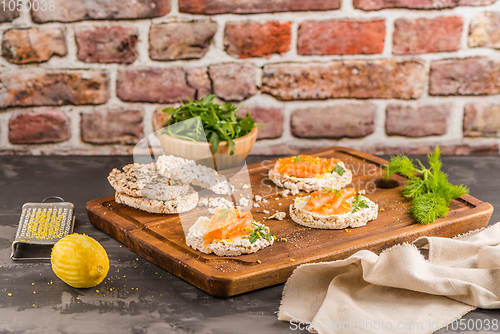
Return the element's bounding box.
[162,95,258,155]
[322,187,340,196]
[384,146,469,224]
[214,208,235,222]
[249,222,275,244]
[333,163,345,176]
[291,156,307,163]
[351,194,370,213]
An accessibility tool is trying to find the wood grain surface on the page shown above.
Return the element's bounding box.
[86,147,493,297]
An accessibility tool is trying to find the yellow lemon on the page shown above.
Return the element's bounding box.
[51,233,109,288]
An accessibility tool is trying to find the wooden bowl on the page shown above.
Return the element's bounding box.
[157,127,258,170]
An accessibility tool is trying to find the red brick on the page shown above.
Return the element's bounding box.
[386,104,450,137]
[32,0,170,23]
[224,21,291,58]
[150,21,217,61]
[298,19,385,55]
[354,0,456,10]
[262,60,425,101]
[0,8,19,22]
[2,28,67,64]
[186,67,212,100]
[469,12,500,49]
[464,102,500,137]
[459,0,497,5]
[0,70,109,108]
[209,64,258,101]
[236,107,284,139]
[429,58,500,96]
[8,110,70,144]
[179,0,340,14]
[81,109,144,145]
[117,68,195,103]
[393,17,463,54]
[354,0,494,9]
[153,108,170,131]
[291,104,376,138]
[76,27,138,64]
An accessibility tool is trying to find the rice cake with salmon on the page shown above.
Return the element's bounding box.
[269,155,352,193]
[186,208,274,256]
[290,188,378,229]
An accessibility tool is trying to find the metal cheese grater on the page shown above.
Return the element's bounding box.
[11,196,75,261]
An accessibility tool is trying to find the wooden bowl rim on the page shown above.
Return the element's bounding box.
[158,126,258,148]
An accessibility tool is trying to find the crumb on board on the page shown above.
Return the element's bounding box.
[263,209,270,214]
[268,211,286,220]
[280,190,290,198]
[198,197,233,209]
[238,197,250,207]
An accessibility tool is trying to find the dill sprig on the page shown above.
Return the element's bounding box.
[249,222,275,244]
[214,208,235,222]
[384,146,469,224]
[351,194,369,213]
[322,187,340,196]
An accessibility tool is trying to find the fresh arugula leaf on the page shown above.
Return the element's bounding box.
[351,194,370,213]
[227,137,236,155]
[334,163,345,176]
[384,146,469,224]
[249,222,275,244]
[209,132,220,155]
[162,95,259,155]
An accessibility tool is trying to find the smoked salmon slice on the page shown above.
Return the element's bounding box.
[274,155,340,178]
[203,208,253,246]
[304,188,356,215]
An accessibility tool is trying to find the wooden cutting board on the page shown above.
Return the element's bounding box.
[86,147,493,297]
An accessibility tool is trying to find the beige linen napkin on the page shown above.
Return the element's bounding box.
[278,222,500,334]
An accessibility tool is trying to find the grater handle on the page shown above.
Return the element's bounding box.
[42,196,65,203]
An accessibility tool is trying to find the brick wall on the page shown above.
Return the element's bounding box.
[1,0,500,156]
